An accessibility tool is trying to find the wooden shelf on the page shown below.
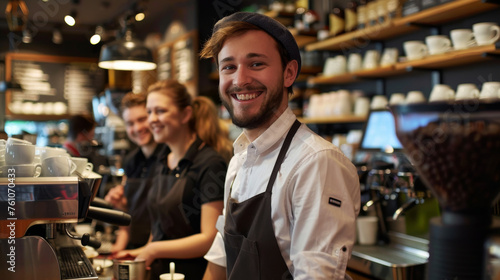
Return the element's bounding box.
[305,0,499,52]
[396,43,500,70]
[298,115,367,124]
[307,44,499,85]
[6,114,71,121]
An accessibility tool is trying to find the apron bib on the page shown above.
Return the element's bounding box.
[224,120,301,280]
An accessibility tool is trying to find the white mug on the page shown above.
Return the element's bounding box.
[480,82,500,99]
[380,48,399,66]
[473,22,500,46]
[370,95,388,110]
[403,41,429,61]
[455,83,480,100]
[429,84,455,102]
[406,91,426,104]
[450,29,476,50]
[354,97,370,116]
[323,55,347,76]
[36,146,70,161]
[71,157,94,176]
[425,35,452,55]
[389,93,406,105]
[41,155,77,177]
[363,50,380,70]
[347,53,363,73]
[0,164,42,178]
[5,143,36,165]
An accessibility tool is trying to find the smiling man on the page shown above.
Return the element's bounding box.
[200,12,361,280]
[105,92,165,252]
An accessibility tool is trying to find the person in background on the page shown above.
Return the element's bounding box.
[115,80,231,280]
[63,114,97,157]
[105,92,166,253]
[200,12,360,279]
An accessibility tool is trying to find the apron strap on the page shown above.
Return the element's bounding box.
[265,119,301,193]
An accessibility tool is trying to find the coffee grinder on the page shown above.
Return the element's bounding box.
[390,100,500,280]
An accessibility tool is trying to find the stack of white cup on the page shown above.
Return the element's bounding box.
[1,138,41,178]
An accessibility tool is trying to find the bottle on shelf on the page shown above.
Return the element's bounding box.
[345,0,359,33]
[357,0,368,29]
[377,0,388,25]
[386,0,403,20]
[367,0,379,27]
[329,4,345,37]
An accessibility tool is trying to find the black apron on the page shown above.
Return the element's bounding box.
[124,177,153,248]
[147,140,206,280]
[224,120,301,280]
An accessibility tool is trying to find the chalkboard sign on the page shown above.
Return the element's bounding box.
[5,53,105,120]
[156,31,198,96]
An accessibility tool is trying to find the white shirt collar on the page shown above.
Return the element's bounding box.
[233,107,297,155]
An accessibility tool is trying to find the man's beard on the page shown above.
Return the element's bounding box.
[221,81,284,129]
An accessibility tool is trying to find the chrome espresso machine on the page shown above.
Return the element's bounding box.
[0,172,130,280]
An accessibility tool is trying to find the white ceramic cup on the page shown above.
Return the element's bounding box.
[37,146,70,161]
[324,55,347,76]
[0,163,42,178]
[389,93,406,105]
[455,83,480,100]
[363,50,380,70]
[425,35,452,55]
[480,82,500,99]
[5,143,36,165]
[71,157,94,175]
[450,29,477,50]
[6,137,33,146]
[160,273,185,280]
[473,22,500,46]
[380,48,399,66]
[357,216,379,245]
[406,91,426,104]
[41,155,77,177]
[354,97,370,116]
[403,41,429,61]
[370,95,389,110]
[429,84,455,102]
[347,53,363,73]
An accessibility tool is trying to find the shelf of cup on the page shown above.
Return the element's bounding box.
[397,0,499,26]
[305,0,498,52]
[307,66,406,85]
[298,115,367,124]
[396,44,500,71]
[5,113,71,121]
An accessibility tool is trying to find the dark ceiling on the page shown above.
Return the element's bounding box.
[0,0,186,39]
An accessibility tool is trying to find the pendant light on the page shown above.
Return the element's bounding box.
[98,26,156,71]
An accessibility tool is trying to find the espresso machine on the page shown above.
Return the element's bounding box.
[0,172,131,280]
[390,100,500,279]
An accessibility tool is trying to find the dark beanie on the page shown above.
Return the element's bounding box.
[213,12,301,79]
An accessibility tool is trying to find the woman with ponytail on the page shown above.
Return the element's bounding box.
[115,79,230,280]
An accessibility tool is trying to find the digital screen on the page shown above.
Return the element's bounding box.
[360,110,403,151]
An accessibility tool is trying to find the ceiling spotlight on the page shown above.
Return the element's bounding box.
[64,11,76,26]
[22,28,32,43]
[53,28,63,44]
[90,25,103,45]
[135,10,145,22]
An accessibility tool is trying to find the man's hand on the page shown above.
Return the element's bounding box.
[104,185,127,211]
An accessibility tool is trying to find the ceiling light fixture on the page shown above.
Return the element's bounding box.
[52,28,63,44]
[135,10,145,22]
[64,10,76,26]
[90,25,103,45]
[98,26,156,71]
